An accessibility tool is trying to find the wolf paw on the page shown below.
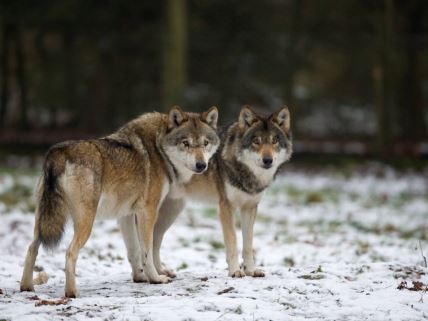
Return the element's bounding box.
[149,275,171,284]
[159,268,176,278]
[65,289,79,298]
[20,284,35,292]
[229,270,246,278]
[133,273,148,283]
[245,268,265,277]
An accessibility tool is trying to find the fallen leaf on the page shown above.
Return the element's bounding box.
[412,281,425,291]
[397,280,428,291]
[35,298,70,307]
[397,281,407,290]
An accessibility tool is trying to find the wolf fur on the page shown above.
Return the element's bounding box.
[149,106,292,278]
[20,106,219,298]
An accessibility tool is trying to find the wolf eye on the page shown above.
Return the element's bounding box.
[272,136,279,144]
[182,140,190,148]
[252,137,261,145]
[203,140,209,147]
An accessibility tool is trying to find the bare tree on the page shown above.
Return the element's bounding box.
[161,0,187,110]
[0,22,11,127]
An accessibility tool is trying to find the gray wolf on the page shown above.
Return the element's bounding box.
[20,106,219,297]
[146,106,292,279]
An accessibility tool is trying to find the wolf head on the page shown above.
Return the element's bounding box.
[162,106,220,176]
[230,106,292,173]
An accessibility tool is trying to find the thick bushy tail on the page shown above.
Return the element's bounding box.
[37,151,67,249]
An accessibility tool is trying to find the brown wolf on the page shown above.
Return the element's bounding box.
[150,106,292,278]
[20,106,219,297]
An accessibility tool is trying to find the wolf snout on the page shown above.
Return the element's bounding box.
[262,157,273,168]
[195,161,207,173]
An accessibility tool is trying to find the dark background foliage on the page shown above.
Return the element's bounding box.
[0,0,427,157]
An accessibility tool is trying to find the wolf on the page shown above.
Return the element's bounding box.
[20,106,219,298]
[150,106,292,279]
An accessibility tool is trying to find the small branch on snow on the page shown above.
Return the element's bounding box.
[419,240,427,268]
[217,286,235,295]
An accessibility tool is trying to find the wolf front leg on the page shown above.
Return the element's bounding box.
[137,205,171,284]
[153,197,184,278]
[219,199,244,277]
[241,205,265,277]
[119,214,147,283]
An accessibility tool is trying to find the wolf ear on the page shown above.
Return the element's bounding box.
[271,106,290,132]
[202,106,218,129]
[239,106,257,129]
[168,106,186,128]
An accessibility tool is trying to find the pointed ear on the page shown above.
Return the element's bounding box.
[239,105,258,129]
[271,106,290,132]
[202,106,218,129]
[168,106,186,129]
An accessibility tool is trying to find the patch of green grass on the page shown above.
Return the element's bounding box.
[202,208,217,219]
[177,262,188,270]
[297,219,345,235]
[314,265,323,273]
[281,186,341,205]
[0,178,35,213]
[355,241,370,255]
[208,253,217,262]
[282,257,295,267]
[178,237,190,247]
[349,221,427,240]
[256,212,273,223]
[210,240,224,250]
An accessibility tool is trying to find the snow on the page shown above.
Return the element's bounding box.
[0,165,427,321]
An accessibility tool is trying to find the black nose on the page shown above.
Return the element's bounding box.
[263,158,273,166]
[195,162,207,172]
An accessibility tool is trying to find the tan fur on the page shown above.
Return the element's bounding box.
[150,106,292,278]
[20,107,219,297]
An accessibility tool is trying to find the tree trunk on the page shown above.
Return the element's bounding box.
[0,22,11,127]
[63,28,77,125]
[161,0,187,110]
[14,26,28,129]
[373,0,396,156]
[36,31,57,128]
[398,5,426,139]
[283,0,302,133]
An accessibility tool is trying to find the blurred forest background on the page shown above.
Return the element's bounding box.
[0,0,428,159]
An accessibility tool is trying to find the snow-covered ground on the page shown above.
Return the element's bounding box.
[0,165,427,321]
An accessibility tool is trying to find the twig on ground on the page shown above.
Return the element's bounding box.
[419,240,427,268]
[217,287,235,295]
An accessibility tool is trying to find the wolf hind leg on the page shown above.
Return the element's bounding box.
[153,197,184,278]
[20,212,41,292]
[119,214,147,283]
[64,206,96,298]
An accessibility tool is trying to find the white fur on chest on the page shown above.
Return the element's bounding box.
[249,164,277,187]
[238,150,282,188]
[225,182,263,208]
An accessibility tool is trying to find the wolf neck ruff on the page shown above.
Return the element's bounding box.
[222,158,271,194]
